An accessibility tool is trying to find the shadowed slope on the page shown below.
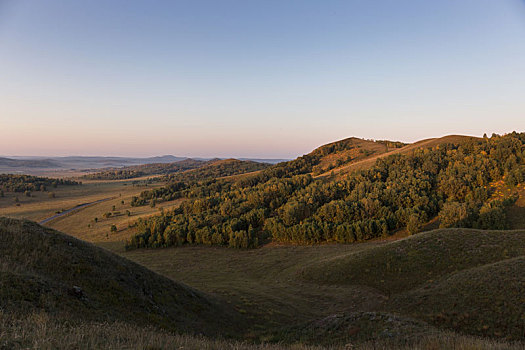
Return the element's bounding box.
[300,228,525,294]
[0,217,242,337]
[388,256,525,339]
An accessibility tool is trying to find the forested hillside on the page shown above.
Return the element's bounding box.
[82,158,205,180]
[83,158,270,181]
[126,133,525,249]
[164,159,271,182]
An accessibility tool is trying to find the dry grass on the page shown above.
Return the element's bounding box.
[1,311,522,350]
[0,178,183,243]
[0,312,326,350]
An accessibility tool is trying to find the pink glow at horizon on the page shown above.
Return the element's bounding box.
[1,0,524,158]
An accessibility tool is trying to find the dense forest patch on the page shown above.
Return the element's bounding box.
[0,174,80,193]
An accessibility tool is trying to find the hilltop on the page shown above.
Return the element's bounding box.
[315,135,477,177]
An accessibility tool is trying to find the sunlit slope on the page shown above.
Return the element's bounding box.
[317,135,478,177]
[0,217,242,337]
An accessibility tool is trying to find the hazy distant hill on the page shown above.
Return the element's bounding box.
[0,155,288,175]
[82,158,207,180]
[239,158,290,164]
[0,157,61,169]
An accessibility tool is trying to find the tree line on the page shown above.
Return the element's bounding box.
[0,174,80,193]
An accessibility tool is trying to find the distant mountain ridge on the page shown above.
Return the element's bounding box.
[0,157,61,169]
[0,155,288,174]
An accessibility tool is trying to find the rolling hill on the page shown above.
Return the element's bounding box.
[81,158,207,180]
[122,226,525,347]
[83,158,271,180]
[299,228,525,341]
[0,217,242,337]
[0,157,61,169]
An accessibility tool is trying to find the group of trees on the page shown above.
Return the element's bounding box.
[0,174,80,193]
[126,132,525,250]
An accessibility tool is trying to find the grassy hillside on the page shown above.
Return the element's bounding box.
[389,256,525,339]
[299,228,525,341]
[1,218,524,348]
[307,138,406,176]
[2,312,521,350]
[0,217,242,337]
[121,227,525,346]
[300,228,525,293]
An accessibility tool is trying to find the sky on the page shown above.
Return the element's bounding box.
[1,0,524,158]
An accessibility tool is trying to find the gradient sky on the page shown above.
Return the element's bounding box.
[1,0,524,158]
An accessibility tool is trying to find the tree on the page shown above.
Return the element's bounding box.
[407,214,423,235]
[439,202,468,228]
[110,224,117,233]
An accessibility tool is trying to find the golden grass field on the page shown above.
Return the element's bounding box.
[0,177,184,243]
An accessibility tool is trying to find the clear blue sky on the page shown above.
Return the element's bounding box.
[1,0,524,158]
